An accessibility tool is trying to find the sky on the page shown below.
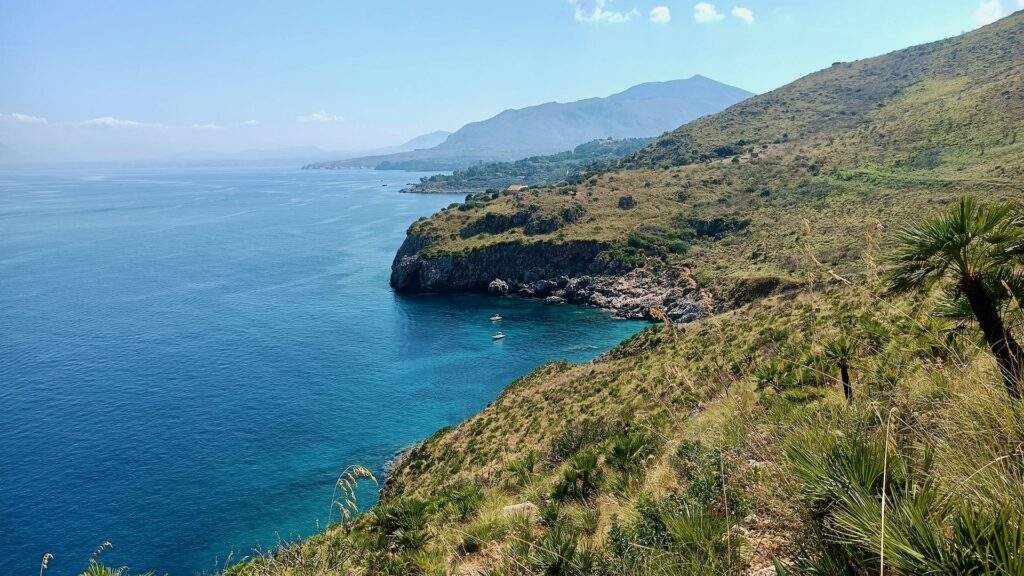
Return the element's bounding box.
[0,0,1021,162]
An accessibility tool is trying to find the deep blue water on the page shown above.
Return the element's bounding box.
[0,166,645,576]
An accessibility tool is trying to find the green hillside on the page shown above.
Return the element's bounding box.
[396,12,1023,306]
[207,13,1024,576]
[405,138,652,194]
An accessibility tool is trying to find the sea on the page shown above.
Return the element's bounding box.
[0,165,645,575]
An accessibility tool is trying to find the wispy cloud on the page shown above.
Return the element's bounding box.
[731,7,754,23]
[297,109,345,123]
[650,6,671,23]
[241,119,259,125]
[2,113,230,130]
[693,2,724,23]
[1,112,48,125]
[974,0,1023,24]
[79,116,146,128]
[568,0,639,23]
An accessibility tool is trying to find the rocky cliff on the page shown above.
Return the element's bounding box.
[389,233,705,321]
[390,235,611,293]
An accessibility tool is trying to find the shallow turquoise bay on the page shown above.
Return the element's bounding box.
[0,166,645,575]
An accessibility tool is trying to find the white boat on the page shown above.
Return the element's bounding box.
[492,332,505,340]
[490,314,502,321]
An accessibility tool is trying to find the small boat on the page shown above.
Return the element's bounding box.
[490,314,502,321]
[492,332,506,340]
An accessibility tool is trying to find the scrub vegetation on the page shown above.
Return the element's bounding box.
[74,12,1024,576]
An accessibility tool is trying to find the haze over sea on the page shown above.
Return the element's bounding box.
[0,166,645,576]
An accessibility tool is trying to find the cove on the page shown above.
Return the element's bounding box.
[0,166,646,575]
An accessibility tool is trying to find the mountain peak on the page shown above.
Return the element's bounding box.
[312,76,753,171]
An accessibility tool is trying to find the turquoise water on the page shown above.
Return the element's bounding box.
[0,166,645,575]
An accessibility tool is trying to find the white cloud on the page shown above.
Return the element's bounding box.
[241,119,259,125]
[731,7,754,23]
[693,2,724,23]
[650,6,671,23]
[568,0,639,23]
[79,116,146,128]
[974,0,1020,24]
[297,109,345,123]
[1,112,48,125]
[190,123,222,130]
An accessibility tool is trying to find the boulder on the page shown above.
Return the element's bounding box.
[502,502,538,517]
[487,278,509,295]
[545,296,566,305]
[531,280,557,296]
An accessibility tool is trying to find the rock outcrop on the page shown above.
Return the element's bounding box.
[390,232,705,322]
[390,235,611,293]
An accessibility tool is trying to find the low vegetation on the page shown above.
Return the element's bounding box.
[406,138,652,193]
[71,13,1023,576]
[402,12,1023,307]
[211,194,1024,575]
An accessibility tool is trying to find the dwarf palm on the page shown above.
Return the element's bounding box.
[887,196,1024,399]
[824,335,859,402]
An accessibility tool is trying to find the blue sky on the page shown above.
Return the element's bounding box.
[1,0,1020,161]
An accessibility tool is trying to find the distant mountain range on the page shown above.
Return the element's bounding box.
[152,131,453,167]
[306,75,753,171]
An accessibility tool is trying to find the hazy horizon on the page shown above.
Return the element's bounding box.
[1,0,1019,162]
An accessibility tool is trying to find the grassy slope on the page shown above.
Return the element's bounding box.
[226,14,1024,576]
[409,13,1023,305]
[231,280,1024,575]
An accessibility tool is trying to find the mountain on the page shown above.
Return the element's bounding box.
[306,76,753,171]
[224,13,1024,576]
[398,130,451,150]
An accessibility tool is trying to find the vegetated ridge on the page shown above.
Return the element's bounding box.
[389,11,1024,323]
[403,138,653,194]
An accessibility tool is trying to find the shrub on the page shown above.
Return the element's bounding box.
[606,432,654,486]
[551,451,603,502]
[546,419,620,465]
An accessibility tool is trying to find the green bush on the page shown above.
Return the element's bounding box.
[551,452,603,502]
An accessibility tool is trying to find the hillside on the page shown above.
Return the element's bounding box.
[210,13,1024,576]
[404,138,652,194]
[389,12,1024,317]
[306,76,752,171]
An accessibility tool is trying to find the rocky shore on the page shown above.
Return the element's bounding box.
[390,233,706,322]
[483,269,705,322]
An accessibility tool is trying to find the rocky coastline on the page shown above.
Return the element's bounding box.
[390,233,706,322]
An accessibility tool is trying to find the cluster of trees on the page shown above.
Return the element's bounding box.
[410,138,652,193]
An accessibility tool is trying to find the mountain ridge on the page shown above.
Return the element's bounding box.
[306,76,753,171]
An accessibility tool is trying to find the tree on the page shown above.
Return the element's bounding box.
[887,196,1024,400]
[824,336,859,402]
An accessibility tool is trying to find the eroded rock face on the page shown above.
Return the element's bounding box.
[389,233,433,291]
[546,268,704,321]
[390,236,611,293]
[390,232,706,323]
